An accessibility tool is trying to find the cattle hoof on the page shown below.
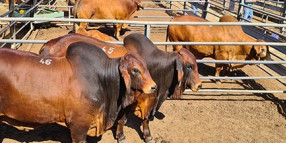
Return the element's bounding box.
[145,137,154,143]
[117,139,127,143]
[215,80,221,84]
[117,135,127,143]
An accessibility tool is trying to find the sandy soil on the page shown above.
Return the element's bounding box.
[1,1,286,143]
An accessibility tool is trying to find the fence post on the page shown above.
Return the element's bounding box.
[183,1,187,15]
[223,0,226,11]
[144,24,151,39]
[237,0,244,21]
[280,0,286,34]
[202,0,209,19]
[32,0,38,16]
[8,0,15,49]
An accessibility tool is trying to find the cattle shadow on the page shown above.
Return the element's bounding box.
[236,71,286,119]
[186,66,286,118]
[0,123,72,143]
[152,1,180,17]
[110,110,166,142]
[111,113,145,141]
[0,122,103,143]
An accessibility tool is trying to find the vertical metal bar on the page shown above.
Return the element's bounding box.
[183,1,187,15]
[202,0,209,19]
[68,6,71,26]
[144,24,151,39]
[237,0,243,21]
[223,0,226,11]
[8,0,15,49]
[280,0,286,34]
[170,1,173,9]
[33,0,37,16]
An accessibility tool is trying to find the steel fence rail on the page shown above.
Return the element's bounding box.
[1,39,285,47]
[184,89,285,94]
[196,60,286,64]
[144,0,206,1]
[1,39,285,64]
[0,17,285,27]
[200,76,286,80]
[241,3,286,21]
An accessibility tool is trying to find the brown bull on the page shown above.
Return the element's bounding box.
[0,43,156,142]
[39,33,201,143]
[74,0,143,39]
[167,15,269,83]
[115,33,201,143]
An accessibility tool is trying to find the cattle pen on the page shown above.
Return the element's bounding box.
[0,0,286,143]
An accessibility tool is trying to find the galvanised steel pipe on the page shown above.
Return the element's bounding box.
[184,89,286,94]
[1,39,285,47]
[199,76,286,80]
[0,17,285,27]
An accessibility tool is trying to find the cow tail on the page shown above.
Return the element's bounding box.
[165,25,169,52]
[72,0,81,32]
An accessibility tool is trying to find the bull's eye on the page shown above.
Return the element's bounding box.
[187,64,193,70]
[133,68,141,75]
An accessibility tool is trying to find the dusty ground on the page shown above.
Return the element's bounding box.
[1,1,286,143]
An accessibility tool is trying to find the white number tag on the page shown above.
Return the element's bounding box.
[40,59,52,65]
[108,47,114,54]
[102,46,106,52]
[102,46,114,55]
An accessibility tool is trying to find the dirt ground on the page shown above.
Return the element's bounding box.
[1,1,286,143]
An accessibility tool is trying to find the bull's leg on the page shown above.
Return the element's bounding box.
[172,45,183,51]
[222,65,228,76]
[114,24,123,40]
[116,113,127,143]
[143,119,154,143]
[215,64,223,84]
[79,22,88,29]
[69,123,89,143]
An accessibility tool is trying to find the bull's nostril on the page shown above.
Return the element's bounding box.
[151,85,157,90]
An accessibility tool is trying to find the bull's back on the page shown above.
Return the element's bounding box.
[169,15,249,59]
[76,0,133,19]
[40,34,127,58]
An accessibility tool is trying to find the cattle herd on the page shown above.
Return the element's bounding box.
[0,0,271,143]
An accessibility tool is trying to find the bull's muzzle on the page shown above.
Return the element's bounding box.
[143,82,157,94]
[191,81,202,91]
[137,3,144,10]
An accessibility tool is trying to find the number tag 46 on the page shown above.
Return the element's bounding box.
[40,59,52,65]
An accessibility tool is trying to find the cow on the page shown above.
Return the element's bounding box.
[167,15,269,83]
[0,43,156,142]
[39,33,201,143]
[40,33,127,58]
[115,33,202,143]
[75,24,113,41]
[219,15,238,22]
[73,0,143,39]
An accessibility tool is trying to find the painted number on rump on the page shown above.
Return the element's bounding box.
[102,46,114,55]
[40,59,52,65]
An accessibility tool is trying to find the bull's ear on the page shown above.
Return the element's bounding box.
[119,57,131,94]
[175,55,184,86]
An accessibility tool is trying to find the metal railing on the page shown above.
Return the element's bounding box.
[0,0,285,94]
